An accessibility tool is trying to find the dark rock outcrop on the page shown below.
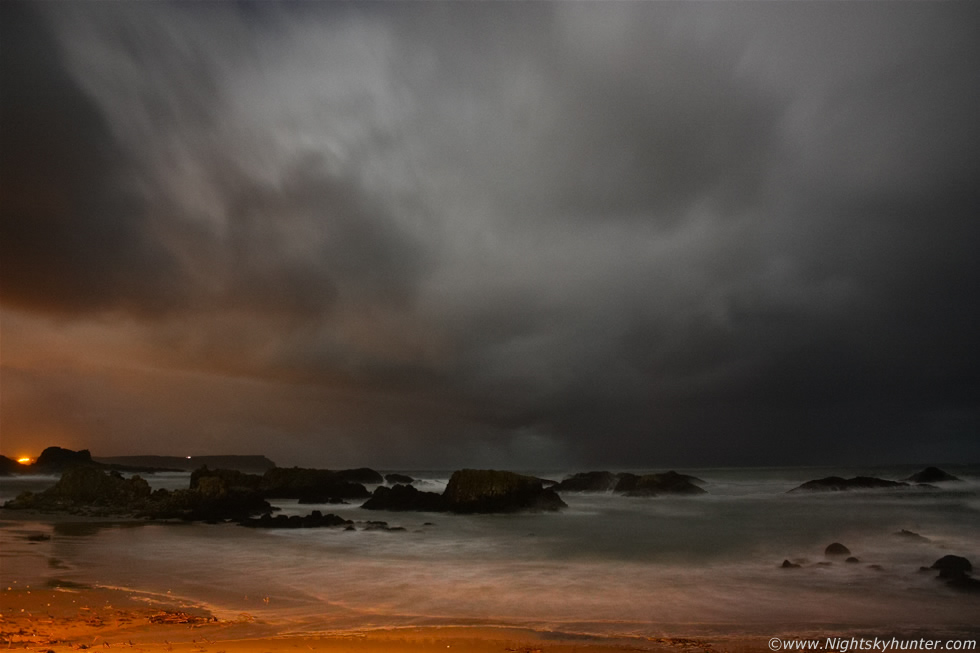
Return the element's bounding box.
[359,520,406,532]
[3,466,270,522]
[931,555,972,578]
[148,477,271,522]
[615,471,706,496]
[190,467,262,491]
[845,556,860,563]
[555,470,705,494]
[903,467,961,483]
[333,468,384,485]
[781,559,801,569]
[4,465,151,510]
[894,529,929,541]
[926,555,978,593]
[33,447,95,473]
[362,485,447,512]
[259,467,371,501]
[825,542,851,557]
[239,511,351,529]
[0,455,24,476]
[555,471,620,492]
[443,469,567,513]
[384,473,415,485]
[789,476,909,492]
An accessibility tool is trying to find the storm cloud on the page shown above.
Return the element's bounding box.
[1,1,978,467]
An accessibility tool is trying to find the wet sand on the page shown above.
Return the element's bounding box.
[0,586,752,653]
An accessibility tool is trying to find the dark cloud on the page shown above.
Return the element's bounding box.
[0,1,182,315]
[1,1,977,466]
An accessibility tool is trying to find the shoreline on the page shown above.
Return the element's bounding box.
[0,587,741,652]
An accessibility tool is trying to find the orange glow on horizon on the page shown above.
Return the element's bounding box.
[17,457,34,464]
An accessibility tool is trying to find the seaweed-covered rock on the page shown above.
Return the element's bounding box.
[615,471,706,496]
[362,485,447,512]
[384,473,415,485]
[554,471,620,492]
[903,467,961,483]
[443,469,567,513]
[789,476,909,492]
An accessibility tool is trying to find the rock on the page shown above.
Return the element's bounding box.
[554,471,620,492]
[146,482,271,522]
[789,476,909,492]
[359,520,405,532]
[845,556,860,563]
[384,473,415,485]
[946,575,980,593]
[615,471,707,496]
[894,529,929,541]
[239,511,352,529]
[190,467,262,491]
[25,533,51,542]
[781,560,801,568]
[443,469,567,513]
[297,495,347,505]
[903,467,961,483]
[0,455,23,476]
[333,468,384,485]
[930,555,972,578]
[33,447,95,472]
[868,564,884,571]
[34,447,93,471]
[38,466,150,506]
[259,467,371,501]
[825,543,851,557]
[3,465,270,522]
[361,485,447,512]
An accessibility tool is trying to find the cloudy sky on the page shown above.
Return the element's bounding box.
[2,1,978,469]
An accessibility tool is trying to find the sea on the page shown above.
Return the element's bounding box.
[2,465,978,641]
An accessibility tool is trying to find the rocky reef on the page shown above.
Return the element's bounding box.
[443,469,566,513]
[903,466,961,483]
[613,471,706,496]
[362,469,566,513]
[3,465,270,522]
[362,484,447,511]
[788,476,911,492]
[553,470,705,496]
[384,473,415,484]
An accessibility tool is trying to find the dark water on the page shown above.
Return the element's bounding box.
[2,465,978,639]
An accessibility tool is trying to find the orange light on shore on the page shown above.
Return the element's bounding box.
[17,457,33,465]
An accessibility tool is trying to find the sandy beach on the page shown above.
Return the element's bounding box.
[0,585,747,653]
